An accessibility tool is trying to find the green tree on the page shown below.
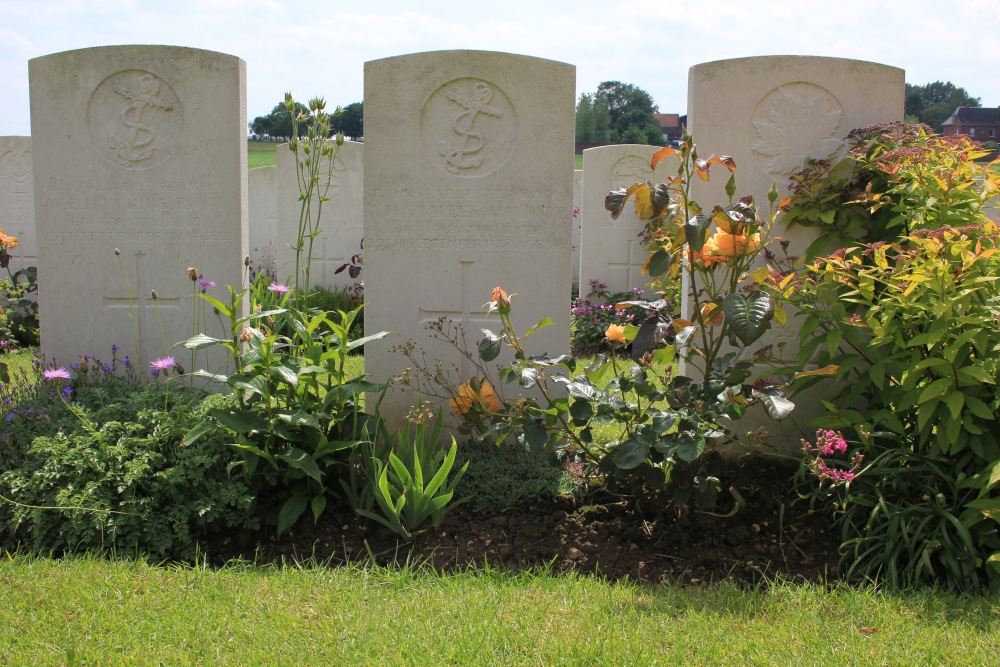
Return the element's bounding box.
[592,94,611,142]
[575,93,594,142]
[332,101,363,140]
[249,100,310,141]
[615,107,663,145]
[576,81,661,145]
[904,81,980,133]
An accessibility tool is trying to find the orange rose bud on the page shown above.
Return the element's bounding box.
[605,323,627,344]
[492,286,510,314]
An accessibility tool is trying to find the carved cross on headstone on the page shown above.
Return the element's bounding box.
[101,250,181,366]
[418,259,495,379]
[606,239,649,293]
[5,227,36,272]
[310,235,347,287]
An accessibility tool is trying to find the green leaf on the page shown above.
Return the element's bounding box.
[522,423,549,456]
[0,361,8,384]
[569,399,594,425]
[918,377,953,404]
[478,330,502,361]
[725,173,737,200]
[645,249,673,278]
[517,366,539,389]
[945,392,965,420]
[685,214,712,252]
[675,434,704,463]
[760,393,795,421]
[277,494,308,535]
[196,293,232,317]
[181,420,216,447]
[211,407,269,434]
[567,380,598,400]
[311,495,327,522]
[276,447,324,483]
[723,291,774,346]
[525,317,555,338]
[347,330,391,350]
[614,439,650,469]
[182,333,229,350]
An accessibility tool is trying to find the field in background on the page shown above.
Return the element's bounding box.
[248,141,279,169]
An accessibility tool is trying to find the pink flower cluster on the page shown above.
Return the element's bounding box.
[802,428,861,485]
[815,429,848,456]
[814,460,855,483]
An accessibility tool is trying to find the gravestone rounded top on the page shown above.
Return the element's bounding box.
[689,55,904,77]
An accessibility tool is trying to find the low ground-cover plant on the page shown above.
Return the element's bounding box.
[0,364,255,561]
[453,439,580,514]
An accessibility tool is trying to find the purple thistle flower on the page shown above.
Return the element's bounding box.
[267,282,291,294]
[150,356,176,372]
[43,367,72,381]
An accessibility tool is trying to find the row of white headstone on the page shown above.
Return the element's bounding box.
[5,46,906,444]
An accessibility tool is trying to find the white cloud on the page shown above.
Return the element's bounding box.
[0,0,997,135]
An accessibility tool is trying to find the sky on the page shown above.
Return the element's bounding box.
[1,0,997,136]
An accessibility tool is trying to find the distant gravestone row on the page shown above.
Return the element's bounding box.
[13,46,907,435]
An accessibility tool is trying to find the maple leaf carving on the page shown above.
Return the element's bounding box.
[751,84,845,177]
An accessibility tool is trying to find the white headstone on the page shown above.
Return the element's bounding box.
[571,169,582,285]
[0,137,36,275]
[364,50,575,424]
[29,45,248,373]
[684,56,904,448]
[276,140,364,291]
[248,165,277,269]
[579,144,676,296]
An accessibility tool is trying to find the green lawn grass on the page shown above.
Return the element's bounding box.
[0,555,996,665]
[575,153,583,170]
[248,140,279,169]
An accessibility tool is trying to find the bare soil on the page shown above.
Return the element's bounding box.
[215,456,841,586]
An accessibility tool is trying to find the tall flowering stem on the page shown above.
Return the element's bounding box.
[285,93,344,305]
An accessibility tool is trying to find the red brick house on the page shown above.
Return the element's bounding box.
[942,106,1000,141]
[653,113,684,145]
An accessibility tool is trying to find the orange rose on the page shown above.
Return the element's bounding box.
[699,230,761,265]
[0,228,18,251]
[450,378,502,415]
[605,323,627,344]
